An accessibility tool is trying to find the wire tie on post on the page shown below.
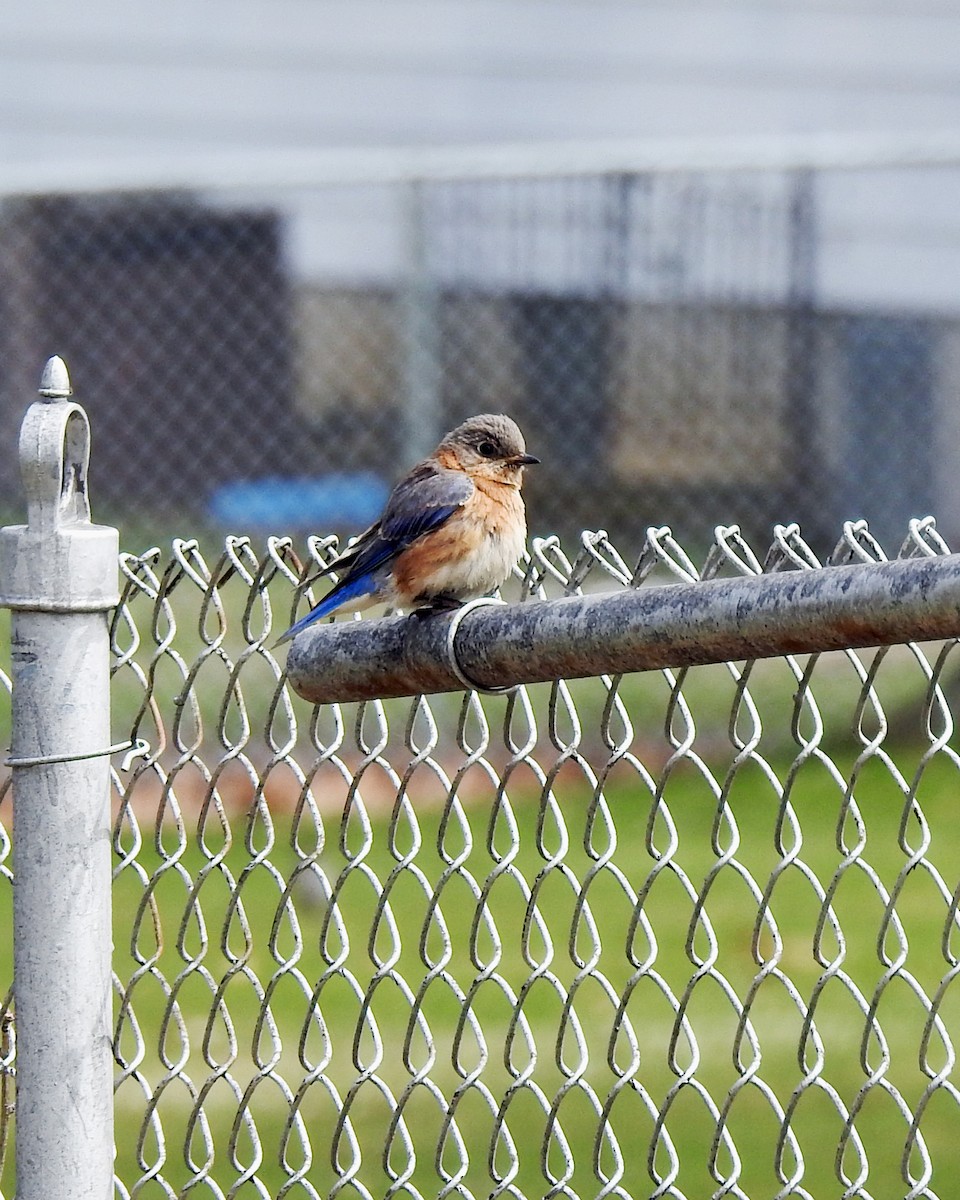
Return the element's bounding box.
[444,596,517,695]
[5,737,151,771]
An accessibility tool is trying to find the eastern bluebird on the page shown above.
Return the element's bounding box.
[275,413,538,645]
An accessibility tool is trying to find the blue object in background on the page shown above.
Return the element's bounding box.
[208,473,390,532]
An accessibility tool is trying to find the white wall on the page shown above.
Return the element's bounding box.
[2,0,960,309]
[4,0,960,156]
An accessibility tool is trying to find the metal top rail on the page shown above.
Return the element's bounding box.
[286,552,960,703]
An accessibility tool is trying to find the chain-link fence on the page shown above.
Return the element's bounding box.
[4,145,960,1198]
[2,151,960,554]
[5,501,960,1197]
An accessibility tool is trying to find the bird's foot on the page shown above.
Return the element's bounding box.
[413,594,465,618]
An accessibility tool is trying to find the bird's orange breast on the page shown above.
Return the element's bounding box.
[391,487,525,605]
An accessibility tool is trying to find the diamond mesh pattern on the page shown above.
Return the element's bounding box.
[3,518,960,1198]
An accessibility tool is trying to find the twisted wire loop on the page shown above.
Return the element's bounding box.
[5,520,960,1197]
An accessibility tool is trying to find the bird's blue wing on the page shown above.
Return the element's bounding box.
[318,465,472,586]
[379,462,473,545]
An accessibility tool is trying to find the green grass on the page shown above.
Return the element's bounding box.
[83,741,960,1198]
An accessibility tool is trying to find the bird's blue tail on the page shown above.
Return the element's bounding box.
[274,572,376,646]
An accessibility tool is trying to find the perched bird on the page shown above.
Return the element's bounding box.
[275,413,538,645]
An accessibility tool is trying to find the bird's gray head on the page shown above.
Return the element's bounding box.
[438,414,539,484]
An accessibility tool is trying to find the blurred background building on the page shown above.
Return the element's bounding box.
[2,0,960,554]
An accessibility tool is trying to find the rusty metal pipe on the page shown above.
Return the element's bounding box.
[285,554,960,704]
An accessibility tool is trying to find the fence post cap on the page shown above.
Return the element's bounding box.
[0,358,119,612]
[38,354,72,401]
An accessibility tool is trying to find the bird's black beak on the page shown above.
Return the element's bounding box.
[511,453,540,466]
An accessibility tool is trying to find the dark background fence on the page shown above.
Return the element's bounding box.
[1,157,956,556]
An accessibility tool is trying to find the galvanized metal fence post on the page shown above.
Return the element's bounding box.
[0,358,119,1200]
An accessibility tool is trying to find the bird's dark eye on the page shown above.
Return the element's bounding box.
[477,440,497,458]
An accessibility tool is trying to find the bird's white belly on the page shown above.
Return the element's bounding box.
[429,522,525,598]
